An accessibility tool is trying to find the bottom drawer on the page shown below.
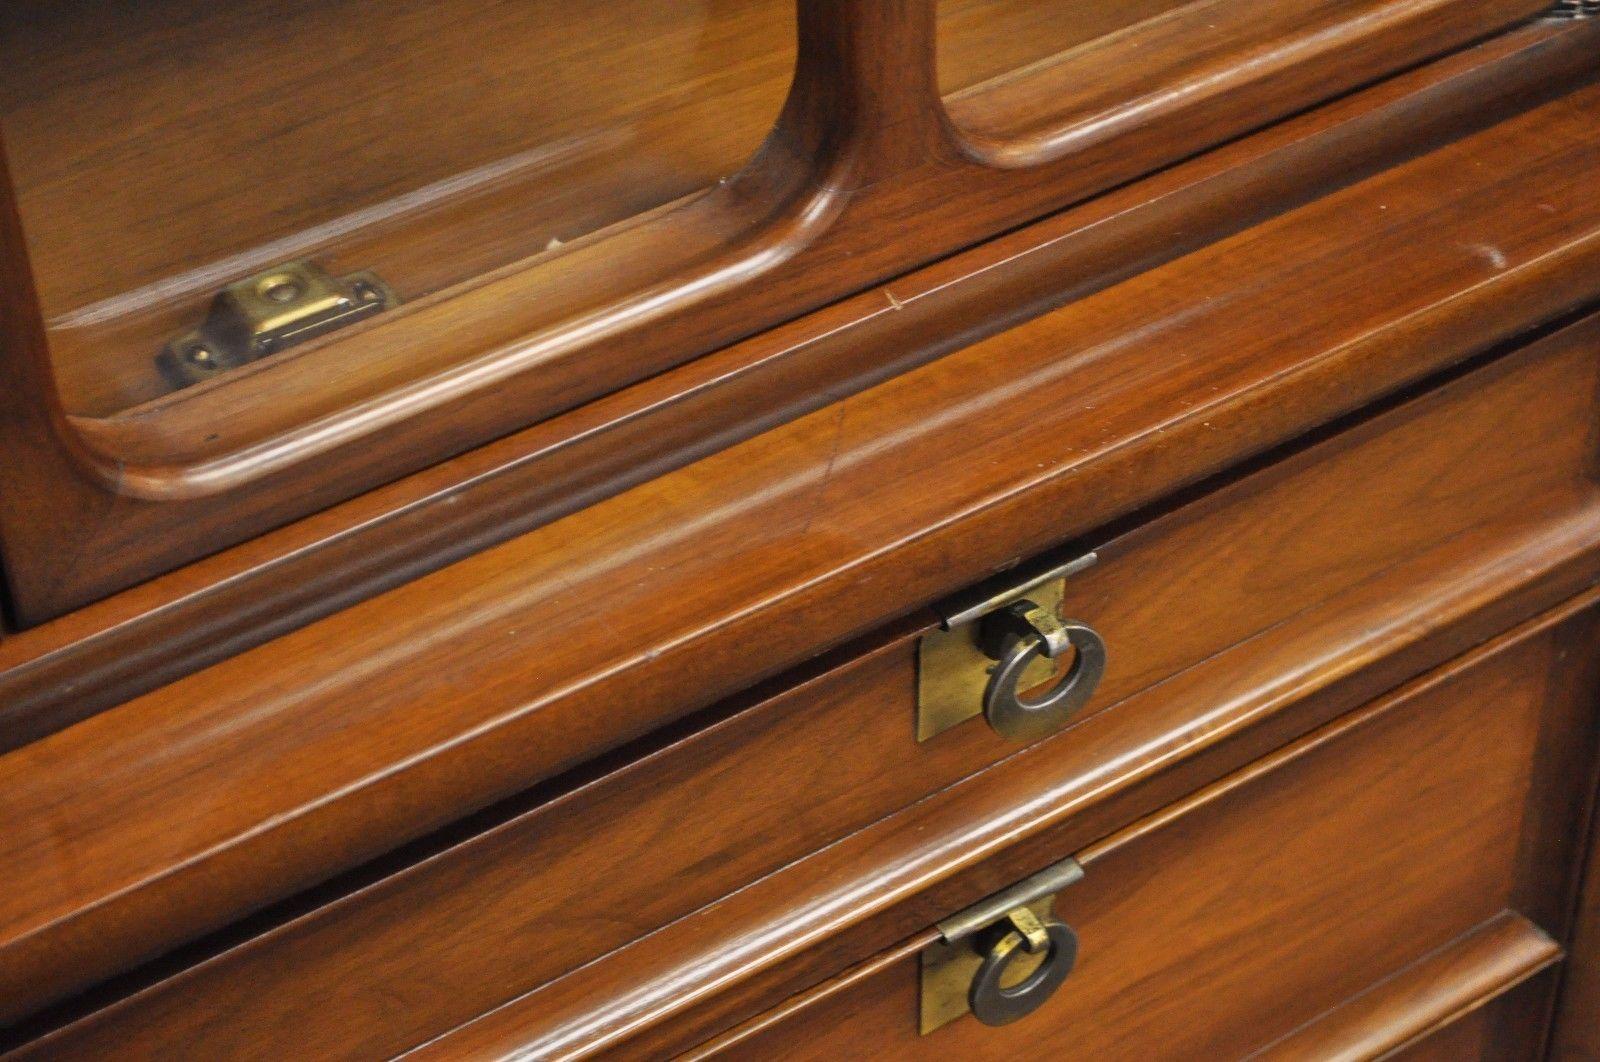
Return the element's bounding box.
[698,598,1600,1059]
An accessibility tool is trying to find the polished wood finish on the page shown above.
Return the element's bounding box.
[0,1,1577,623]
[1550,738,1600,1060]
[7,11,1600,1059]
[17,313,1600,1049]
[393,528,1600,1059]
[1154,915,1556,1061]
[9,71,1600,1026]
[56,0,1549,482]
[685,605,1598,1059]
[4,18,1593,742]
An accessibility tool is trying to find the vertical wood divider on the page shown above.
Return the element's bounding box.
[773,0,960,190]
[0,132,100,628]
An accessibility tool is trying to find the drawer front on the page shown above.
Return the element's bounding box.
[20,323,1600,1055]
[700,599,1600,1059]
[1056,320,1600,717]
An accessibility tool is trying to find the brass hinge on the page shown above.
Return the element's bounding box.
[159,260,397,388]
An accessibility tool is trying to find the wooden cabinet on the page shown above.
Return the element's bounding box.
[4,4,1600,1060]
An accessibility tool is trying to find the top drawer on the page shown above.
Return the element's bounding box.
[18,297,1600,1055]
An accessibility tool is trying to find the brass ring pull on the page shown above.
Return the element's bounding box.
[980,600,1107,741]
[969,910,1079,1026]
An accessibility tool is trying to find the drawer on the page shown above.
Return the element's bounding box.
[694,596,1600,1059]
[18,305,1600,1056]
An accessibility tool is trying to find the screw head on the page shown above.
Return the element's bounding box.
[258,275,304,304]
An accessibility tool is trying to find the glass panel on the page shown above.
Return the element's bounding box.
[938,0,1198,95]
[0,0,796,415]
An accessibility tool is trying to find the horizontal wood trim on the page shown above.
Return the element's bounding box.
[15,313,1598,1053]
[1252,913,1562,1060]
[679,932,940,1062]
[408,577,1600,1059]
[6,69,1600,1026]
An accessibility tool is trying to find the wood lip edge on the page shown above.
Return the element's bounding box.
[1252,911,1563,1060]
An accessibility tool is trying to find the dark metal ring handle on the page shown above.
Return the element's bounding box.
[969,918,1079,1026]
[980,600,1106,742]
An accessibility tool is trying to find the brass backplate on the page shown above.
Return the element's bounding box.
[917,585,1062,742]
[919,897,1056,1035]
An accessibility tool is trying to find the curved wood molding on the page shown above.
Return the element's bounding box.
[69,0,1551,495]
[1252,913,1561,1060]
[2,19,1588,742]
[0,0,1568,621]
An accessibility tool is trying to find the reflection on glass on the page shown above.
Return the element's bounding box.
[938,0,1198,95]
[0,0,796,414]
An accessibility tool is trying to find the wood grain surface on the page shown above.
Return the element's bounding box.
[684,606,1598,1060]
[0,1,1576,623]
[6,70,1600,1026]
[3,19,1592,741]
[16,290,1600,1053]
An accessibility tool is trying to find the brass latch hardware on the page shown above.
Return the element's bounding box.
[916,552,1106,742]
[920,857,1084,1034]
[159,260,398,387]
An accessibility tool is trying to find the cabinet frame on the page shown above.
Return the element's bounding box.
[0,0,1563,624]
